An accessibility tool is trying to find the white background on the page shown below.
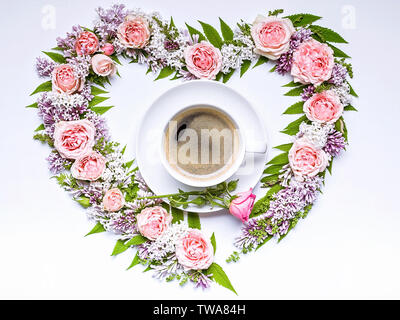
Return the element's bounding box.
[0,0,399,299]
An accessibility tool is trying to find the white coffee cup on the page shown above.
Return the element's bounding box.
[160,104,267,187]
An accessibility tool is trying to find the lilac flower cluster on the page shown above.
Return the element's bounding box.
[236,176,323,250]
[328,63,348,86]
[56,25,83,58]
[84,110,110,142]
[276,28,313,75]
[323,129,346,157]
[94,4,128,46]
[36,57,57,77]
[46,151,72,174]
[301,85,315,101]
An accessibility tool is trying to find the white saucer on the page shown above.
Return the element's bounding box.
[135,80,269,213]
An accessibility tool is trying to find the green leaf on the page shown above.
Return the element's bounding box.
[284,86,305,96]
[283,101,305,114]
[267,152,289,165]
[85,222,106,237]
[187,212,201,230]
[278,222,293,243]
[240,60,252,77]
[327,159,333,175]
[91,86,109,96]
[347,81,358,97]
[111,239,129,256]
[219,18,234,41]
[253,55,269,68]
[227,179,238,192]
[26,102,38,109]
[282,81,302,88]
[263,164,283,175]
[171,206,185,223]
[169,16,176,29]
[255,235,273,251]
[205,263,237,295]
[198,21,223,48]
[155,66,175,80]
[260,174,280,184]
[274,143,293,152]
[75,196,91,208]
[124,159,135,169]
[222,69,235,83]
[284,13,322,27]
[42,51,66,63]
[281,115,308,136]
[34,124,45,132]
[344,104,358,112]
[125,235,148,246]
[110,54,122,65]
[327,43,351,58]
[89,96,110,108]
[30,80,52,96]
[210,233,216,254]
[185,23,206,42]
[127,252,140,270]
[90,106,114,115]
[309,25,348,43]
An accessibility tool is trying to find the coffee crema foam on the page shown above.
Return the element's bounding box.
[164,106,240,182]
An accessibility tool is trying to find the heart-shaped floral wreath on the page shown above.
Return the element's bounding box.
[27,4,357,294]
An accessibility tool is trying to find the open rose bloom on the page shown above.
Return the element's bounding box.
[75,31,99,56]
[71,151,106,181]
[176,229,214,270]
[304,90,344,124]
[102,188,125,212]
[250,15,295,60]
[289,138,329,181]
[53,120,95,159]
[184,41,222,79]
[52,64,84,94]
[229,188,256,223]
[117,15,150,49]
[291,39,334,86]
[136,206,172,240]
[91,54,117,77]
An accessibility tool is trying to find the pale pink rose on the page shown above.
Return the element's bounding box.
[53,120,95,159]
[101,43,115,56]
[184,41,222,80]
[291,39,334,86]
[250,15,295,60]
[117,15,150,49]
[52,64,85,94]
[71,151,106,181]
[136,206,172,241]
[304,90,344,124]
[102,188,125,212]
[75,31,99,56]
[176,229,213,270]
[91,54,117,77]
[289,138,329,181]
[229,188,256,223]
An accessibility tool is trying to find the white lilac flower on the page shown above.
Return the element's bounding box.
[296,121,334,149]
[332,82,352,106]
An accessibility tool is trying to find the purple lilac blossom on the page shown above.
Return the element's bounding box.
[46,151,72,174]
[301,85,315,101]
[328,63,348,86]
[323,130,346,157]
[36,57,57,77]
[84,110,110,142]
[94,4,128,46]
[56,25,83,58]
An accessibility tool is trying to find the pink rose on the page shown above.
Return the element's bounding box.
[288,138,329,181]
[102,188,125,212]
[91,54,117,77]
[176,229,213,270]
[250,15,295,60]
[117,15,150,49]
[71,151,106,181]
[136,206,172,240]
[291,39,334,86]
[304,90,344,124]
[53,120,95,159]
[52,64,84,94]
[101,43,115,56]
[184,41,222,80]
[75,31,99,56]
[229,188,256,223]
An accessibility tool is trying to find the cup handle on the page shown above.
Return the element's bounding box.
[245,141,267,154]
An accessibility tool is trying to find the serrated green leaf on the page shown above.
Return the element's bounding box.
[222,69,235,83]
[155,66,175,80]
[111,239,129,256]
[85,222,106,237]
[344,104,358,112]
[281,115,308,136]
[110,54,122,65]
[240,60,252,77]
[210,233,216,254]
[253,55,269,68]
[127,252,140,270]
[284,86,305,96]
[309,25,348,44]
[205,263,237,295]
[188,212,201,230]
[219,18,234,41]
[347,81,358,97]
[171,206,185,223]
[283,101,305,114]
[34,124,45,132]
[267,152,289,165]
[260,174,280,184]
[284,13,322,27]
[30,80,52,96]
[282,81,302,88]
[185,23,206,42]
[327,43,351,58]
[255,235,273,251]
[90,106,114,115]
[75,196,91,208]
[42,51,66,64]
[274,143,293,152]
[125,235,148,246]
[26,102,38,109]
[91,86,109,96]
[198,21,223,48]
[263,164,283,175]
[88,96,110,108]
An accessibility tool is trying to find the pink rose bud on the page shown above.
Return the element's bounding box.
[229,188,256,223]
[91,54,117,77]
[102,188,125,212]
[101,43,115,56]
